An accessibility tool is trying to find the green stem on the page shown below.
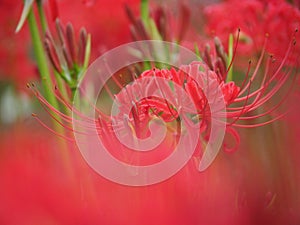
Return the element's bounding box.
[28,9,57,107]
[36,1,70,110]
[227,33,234,82]
[194,43,202,61]
[37,0,47,33]
[71,87,80,112]
[54,71,70,113]
[28,8,72,171]
[141,0,149,26]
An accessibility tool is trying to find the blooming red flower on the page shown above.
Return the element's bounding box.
[109,54,295,154]
[28,29,296,154]
[204,0,300,65]
[2,108,300,225]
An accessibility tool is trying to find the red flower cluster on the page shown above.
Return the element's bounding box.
[204,0,300,65]
[28,32,296,154]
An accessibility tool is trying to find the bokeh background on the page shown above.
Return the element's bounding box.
[0,1,300,225]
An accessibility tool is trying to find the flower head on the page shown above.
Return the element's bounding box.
[28,28,297,155]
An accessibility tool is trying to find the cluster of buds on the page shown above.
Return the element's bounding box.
[202,36,230,81]
[125,1,190,43]
[44,19,91,89]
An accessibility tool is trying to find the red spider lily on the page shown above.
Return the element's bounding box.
[11,57,300,224]
[27,26,298,156]
[204,0,300,66]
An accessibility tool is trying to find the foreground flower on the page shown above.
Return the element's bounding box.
[28,27,297,158]
[1,98,300,225]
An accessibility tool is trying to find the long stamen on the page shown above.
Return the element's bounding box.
[228,62,297,125]
[236,73,296,120]
[29,84,101,131]
[230,111,290,128]
[31,113,76,142]
[234,55,272,103]
[238,60,252,94]
[225,28,240,81]
[227,80,252,125]
[239,34,269,96]
[231,31,297,116]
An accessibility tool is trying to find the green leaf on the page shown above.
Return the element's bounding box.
[194,43,202,61]
[15,0,35,33]
[83,34,91,71]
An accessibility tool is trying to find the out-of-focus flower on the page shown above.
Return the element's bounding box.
[0,1,37,86]
[0,0,139,87]
[54,0,139,58]
[125,1,191,42]
[204,0,300,65]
